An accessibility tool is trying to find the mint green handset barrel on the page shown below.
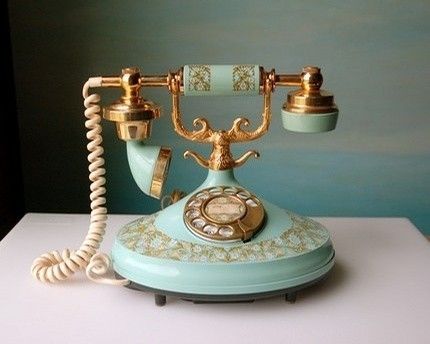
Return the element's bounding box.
[183,64,260,96]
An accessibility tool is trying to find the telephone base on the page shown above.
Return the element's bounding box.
[116,269,331,306]
[111,169,335,306]
[111,208,335,306]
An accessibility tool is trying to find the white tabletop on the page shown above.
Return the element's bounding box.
[1,213,429,344]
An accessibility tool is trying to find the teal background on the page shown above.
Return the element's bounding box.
[8,1,430,234]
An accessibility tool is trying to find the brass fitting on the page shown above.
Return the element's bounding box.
[284,66,337,114]
[103,68,161,140]
[301,66,323,91]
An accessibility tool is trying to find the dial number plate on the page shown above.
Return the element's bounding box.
[204,196,246,224]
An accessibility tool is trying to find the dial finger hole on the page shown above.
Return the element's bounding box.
[219,226,234,237]
[224,187,238,195]
[186,210,200,219]
[237,191,250,199]
[203,224,218,235]
[196,192,210,200]
[246,198,259,207]
[188,199,202,207]
[209,187,223,195]
[192,218,206,229]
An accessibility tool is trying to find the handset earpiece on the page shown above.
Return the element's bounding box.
[281,66,338,133]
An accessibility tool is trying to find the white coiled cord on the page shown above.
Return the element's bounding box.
[31,78,129,286]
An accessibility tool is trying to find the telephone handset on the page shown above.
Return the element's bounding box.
[32,65,338,305]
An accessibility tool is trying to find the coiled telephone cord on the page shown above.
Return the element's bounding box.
[30,78,129,285]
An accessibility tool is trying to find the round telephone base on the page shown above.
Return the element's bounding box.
[111,207,335,306]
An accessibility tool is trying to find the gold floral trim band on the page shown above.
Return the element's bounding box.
[118,211,329,263]
[183,64,260,96]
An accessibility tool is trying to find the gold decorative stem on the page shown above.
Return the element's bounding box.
[169,70,273,170]
[171,93,214,142]
[228,90,272,142]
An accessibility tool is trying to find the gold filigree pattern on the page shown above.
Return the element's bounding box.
[118,211,329,263]
[233,65,256,91]
[188,65,211,91]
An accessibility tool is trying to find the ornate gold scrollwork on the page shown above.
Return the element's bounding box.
[168,68,274,171]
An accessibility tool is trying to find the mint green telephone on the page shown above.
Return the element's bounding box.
[32,65,338,306]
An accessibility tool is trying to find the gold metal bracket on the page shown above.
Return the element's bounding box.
[96,65,336,168]
[102,67,161,140]
[167,67,274,170]
[284,66,337,114]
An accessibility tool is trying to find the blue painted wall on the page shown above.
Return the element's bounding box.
[8,1,430,233]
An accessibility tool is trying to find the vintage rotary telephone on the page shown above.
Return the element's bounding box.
[32,65,338,305]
